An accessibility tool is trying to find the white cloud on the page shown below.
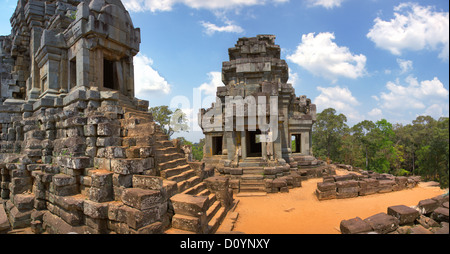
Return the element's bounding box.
[397,58,413,74]
[307,0,345,9]
[379,76,449,114]
[134,54,172,99]
[287,32,367,82]
[288,70,300,88]
[200,20,244,35]
[368,108,382,118]
[123,0,289,12]
[367,3,449,60]
[197,71,224,97]
[314,85,362,122]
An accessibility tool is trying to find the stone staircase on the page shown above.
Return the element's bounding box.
[119,103,231,234]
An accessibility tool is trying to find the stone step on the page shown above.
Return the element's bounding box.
[154,140,174,149]
[196,188,211,197]
[206,200,222,222]
[156,153,185,165]
[158,158,187,171]
[239,185,266,192]
[160,164,191,179]
[155,133,169,141]
[126,122,156,136]
[167,169,196,183]
[177,176,202,193]
[241,174,264,181]
[182,182,207,195]
[242,167,264,174]
[155,147,179,156]
[238,161,266,167]
[207,206,227,234]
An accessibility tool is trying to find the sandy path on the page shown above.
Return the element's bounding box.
[225,171,447,234]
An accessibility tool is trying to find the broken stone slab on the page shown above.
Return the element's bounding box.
[340,217,373,234]
[121,188,164,210]
[364,212,399,234]
[415,214,440,228]
[387,205,420,225]
[0,203,10,232]
[418,198,439,214]
[431,207,449,223]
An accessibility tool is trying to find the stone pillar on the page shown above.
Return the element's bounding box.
[76,47,89,88]
[226,132,235,162]
[241,131,247,160]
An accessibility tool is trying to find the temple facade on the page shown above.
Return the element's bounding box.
[199,35,319,193]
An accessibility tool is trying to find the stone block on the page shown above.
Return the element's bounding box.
[132,175,163,190]
[112,173,132,188]
[229,168,243,175]
[97,122,120,137]
[418,199,439,214]
[83,200,108,219]
[315,189,336,201]
[13,193,35,211]
[364,213,399,234]
[171,213,207,233]
[89,186,113,202]
[340,217,372,234]
[52,174,76,187]
[122,188,163,210]
[317,182,336,192]
[431,207,449,223]
[170,193,208,217]
[0,203,10,232]
[387,205,420,225]
[90,170,113,188]
[117,205,160,230]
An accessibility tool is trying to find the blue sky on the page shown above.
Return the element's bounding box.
[1,0,449,142]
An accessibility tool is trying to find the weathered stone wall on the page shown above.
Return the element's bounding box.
[340,194,449,234]
[0,86,234,234]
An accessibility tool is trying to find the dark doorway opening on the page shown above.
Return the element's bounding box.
[247,130,262,157]
[291,134,301,153]
[212,136,223,155]
[104,59,119,90]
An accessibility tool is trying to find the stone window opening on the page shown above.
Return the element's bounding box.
[212,136,223,155]
[291,134,301,153]
[70,57,76,89]
[103,59,119,91]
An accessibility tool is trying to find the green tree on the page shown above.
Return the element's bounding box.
[149,106,189,138]
[312,108,348,162]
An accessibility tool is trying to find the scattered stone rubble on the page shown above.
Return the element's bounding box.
[316,167,421,201]
[0,0,234,234]
[340,193,449,234]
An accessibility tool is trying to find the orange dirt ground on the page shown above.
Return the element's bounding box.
[223,170,447,234]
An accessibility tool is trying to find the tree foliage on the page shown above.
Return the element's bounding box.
[312,108,449,188]
[148,106,189,138]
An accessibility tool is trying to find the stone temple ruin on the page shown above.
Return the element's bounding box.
[199,35,331,194]
[0,0,234,234]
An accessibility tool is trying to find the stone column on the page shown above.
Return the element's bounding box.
[226,132,235,162]
[76,47,89,88]
[241,131,247,160]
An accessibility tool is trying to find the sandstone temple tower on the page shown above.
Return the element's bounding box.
[199,35,320,193]
[1,0,233,234]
